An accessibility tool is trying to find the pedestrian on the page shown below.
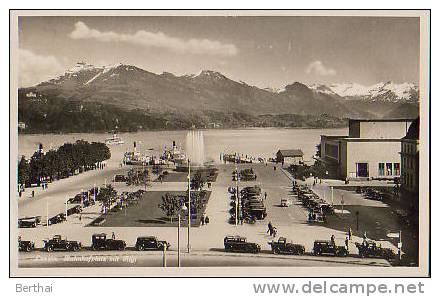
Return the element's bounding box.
[272,227,277,237]
[274,166,276,171]
[112,232,115,240]
[201,215,205,226]
[264,192,267,200]
[19,191,22,198]
[31,190,35,198]
[330,234,336,246]
[205,216,209,225]
[267,221,273,236]
[79,214,82,222]
[348,228,353,240]
[345,236,349,252]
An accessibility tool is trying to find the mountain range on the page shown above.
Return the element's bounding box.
[19,62,419,132]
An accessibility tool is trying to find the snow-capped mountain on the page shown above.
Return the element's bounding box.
[27,62,418,119]
[308,81,419,103]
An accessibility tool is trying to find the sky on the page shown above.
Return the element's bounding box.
[18,16,420,88]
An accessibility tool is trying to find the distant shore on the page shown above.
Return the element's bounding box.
[18,125,348,136]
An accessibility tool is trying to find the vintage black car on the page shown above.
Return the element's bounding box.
[355,241,396,260]
[48,213,66,225]
[268,237,305,255]
[240,168,257,181]
[312,240,348,257]
[114,174,127,182]
[135,236,170,251]
[224,236,261,253]
[44,235,81,252]
[18,238,35,252]
[18,216,41,228]
[67,205,82,216]
[91,233,126,251]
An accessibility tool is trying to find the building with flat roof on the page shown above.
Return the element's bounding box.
[276,149,304,166]
[320,118,414,180]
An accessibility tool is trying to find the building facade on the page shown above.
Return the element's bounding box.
[400,118,419,195]
[320,119,414,180]
[276,149,304,166]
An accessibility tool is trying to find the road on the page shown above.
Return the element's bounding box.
[19,250,390,268]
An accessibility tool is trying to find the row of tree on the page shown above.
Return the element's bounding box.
[17,140,111,188]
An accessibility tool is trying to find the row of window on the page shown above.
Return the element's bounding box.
[402,172,417,191]
[402,142,418,154]
[403,156,417,171]
[378,162,400,176]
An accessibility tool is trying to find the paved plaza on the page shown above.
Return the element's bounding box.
[16,156,405,267]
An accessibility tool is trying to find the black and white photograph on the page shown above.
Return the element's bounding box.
[9,10,430,277]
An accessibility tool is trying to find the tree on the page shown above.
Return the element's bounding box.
[17,156,30,187]
[29,150,45,185]
[96,185,117,213]
[158,193,183,223]
[191,171,205,191]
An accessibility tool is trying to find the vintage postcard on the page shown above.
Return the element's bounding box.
[9,10,430,277]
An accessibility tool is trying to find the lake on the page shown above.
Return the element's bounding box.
[18,128,347,164]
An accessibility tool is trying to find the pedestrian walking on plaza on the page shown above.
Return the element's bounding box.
[272,227,277,237]
[267,221,273,236]
[362,232,368,246]
[201,215,205,226]
[205,216,209,225]
[345,236,349,252]
[330,234,336,247]
[264,192,267,200]
[31,190,34,198]
[79,214,82,222]
[348,228,353,240]
[112,232,115,240]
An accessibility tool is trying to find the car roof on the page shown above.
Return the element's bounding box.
[225,235,246,240]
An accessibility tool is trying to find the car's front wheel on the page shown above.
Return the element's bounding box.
[137,245,144,251]
[46,245,53,252]
[26,245,31,252]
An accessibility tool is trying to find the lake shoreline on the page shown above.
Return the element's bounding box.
[18,125,348,136]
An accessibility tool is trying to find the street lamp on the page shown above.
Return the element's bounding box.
[177,204,187,267]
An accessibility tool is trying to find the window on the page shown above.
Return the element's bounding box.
[394,163,400,176]
[386,163,393,176]
[356,163,369,177]
[378,163,385,176]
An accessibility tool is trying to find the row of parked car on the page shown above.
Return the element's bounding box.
[18,233,170,253]
[228,185,267,224]
[355,187,384,201]
[232,168,257,181]
[18,187,98,229]
[293,185,335,223]
[19,233,396,260]
[223,236,396,260]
